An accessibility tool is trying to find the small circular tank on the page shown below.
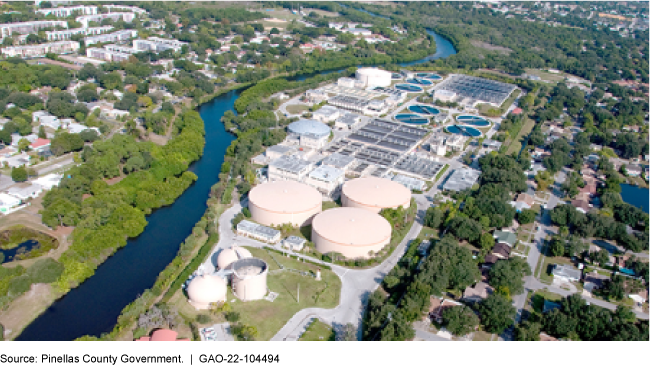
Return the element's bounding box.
[186,275,227,310]
[231,258,268,301]
[217,245,252,270]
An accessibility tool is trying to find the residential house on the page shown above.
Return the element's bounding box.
[493,230,517,247]
[6,184,43,201]
[0,192,22,214]
[462,282,494,303]
[552,264,582,282]
[571,199,591,213]
[625,164,642,177]
[428,297,462,323]
[491,242,512,259]
[583,272,609,293]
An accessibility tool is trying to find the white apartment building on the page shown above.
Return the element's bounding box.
[103,43,139,54]
[103,5,148,15]
[84,29,137,45]
[46,26,113,41]
[77,13,135,28]
[86,47,130,62]
[1,20,68,37]
[36,5,98,17]
[133,37,188,53]
[1,41,79,58]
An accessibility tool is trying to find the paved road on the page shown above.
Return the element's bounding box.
[414,329,450,341]
[36,156,75,175]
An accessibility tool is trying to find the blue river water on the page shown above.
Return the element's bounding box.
[620,183,649,213]
[16,28,457,341]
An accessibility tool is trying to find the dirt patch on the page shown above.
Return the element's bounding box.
[470,40,512,54]
[105,175,126,186]
[0,283,57,340]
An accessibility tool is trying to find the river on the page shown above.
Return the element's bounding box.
[16,29,456,341]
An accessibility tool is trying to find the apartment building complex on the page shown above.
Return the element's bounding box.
[86,46,131,62]
[133,37,187,53]
[84,29,137,45]
[1,41,80,58]
[1,20,68,37]
[46,26,113,41]
[77,13,135,28]
[36,5,98,17]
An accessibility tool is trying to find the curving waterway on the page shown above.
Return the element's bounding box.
[16,29,456,341]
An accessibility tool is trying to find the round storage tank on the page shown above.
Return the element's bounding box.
[216,245,252,270]
[249,181,322,227]
[231,258,268,301]
[356,67,392,88]
[287,119,331,139]
[311,207,392,259]
[341,177,411,213]
[186,275,227,310]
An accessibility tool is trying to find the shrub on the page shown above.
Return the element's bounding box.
[8,275,32,296]
[225,311,240,322]
[26,258,64,283]
[196,314,211,324]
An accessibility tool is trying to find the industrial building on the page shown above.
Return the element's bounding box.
[1,41,79,58]
[304,165,345,198]
[321,152,356,171]
[248,180,322,227]
[84,29,137,45]
[442,167,481,192]
[335,112,361,130]
[46,26,112,41]
[393,154,445,179]
[328,95,388,116]
[1,21,68,37]
[216,245,252,270]
[231,258,268,301]
[390,173,426,191]
[312,105,340,123]
[267,155,314,182]
[236,220,281,243]
[36,5,98,17]
[311,207,392,259]
[434,74,517,107]
[286,119,331,149]
[342,177,411,213]
[356,67,392,88]
[282,236,306,251]
[186,275,227,310]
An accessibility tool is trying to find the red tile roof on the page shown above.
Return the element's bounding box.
[30,138,50,148]
[135,329,189,341]
[511,107,523,115]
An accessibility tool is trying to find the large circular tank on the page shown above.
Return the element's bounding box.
[287,119,331,139]
[341,177,411,213]
[217,245,252,270]
[311,207,392,259]
[249,181,322,227]
[356,67,392,88]
[231,258,268,301]
[186,275,227,310]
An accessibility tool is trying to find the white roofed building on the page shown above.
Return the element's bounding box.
[305,165,345,198]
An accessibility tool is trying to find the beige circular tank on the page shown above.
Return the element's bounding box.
[186,275,227,310]
[341,177,411,213]
[216,245,252,270]
[231,258,268,301]
[248,181,322,227]
[311,207,392,259]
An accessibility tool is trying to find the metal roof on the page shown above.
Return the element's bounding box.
[287,119,331,139]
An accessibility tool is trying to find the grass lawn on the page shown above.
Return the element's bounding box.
[523,68,565,83]
[322,201,341,211]
[303,8,339,17]
[417,226,439,241]
[506,117,535,155]
[170,247,341,341]
[285,104,310,114]
[531,289,563,313]
[472,331,494,341]
[298,318,334,341]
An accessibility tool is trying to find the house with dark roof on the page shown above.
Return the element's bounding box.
[491,242,512,259]
[571,199,591,213]
[462,282,494,303]
[583,272,609,293]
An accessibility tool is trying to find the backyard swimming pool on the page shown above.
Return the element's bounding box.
[409,105,440,115]
[394,114,429,124]
[456,115,490,127]
[446,125,482,137]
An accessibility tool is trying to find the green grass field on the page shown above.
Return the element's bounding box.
[286,104,310,114]
[506,118,536,155]
[299,319,334,341]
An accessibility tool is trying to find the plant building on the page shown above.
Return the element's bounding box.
[311,207,392,259]
[248,180,322,227]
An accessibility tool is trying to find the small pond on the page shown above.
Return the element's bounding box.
[446,125,483,137]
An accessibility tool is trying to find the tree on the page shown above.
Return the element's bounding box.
[591,249,609,267]
[442,305,479,336]
[515,320,541,341]
[11,166,28,182]
[488,257,531,296]
[549,237,565,257]
[478,294,516,334]
[479,233,495,250]
[423,206,443,230]
[38,125,47,139]
[336,323,358,341]
[517,209,536,224]
[26,258,64,283]
[17,138,30,152]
